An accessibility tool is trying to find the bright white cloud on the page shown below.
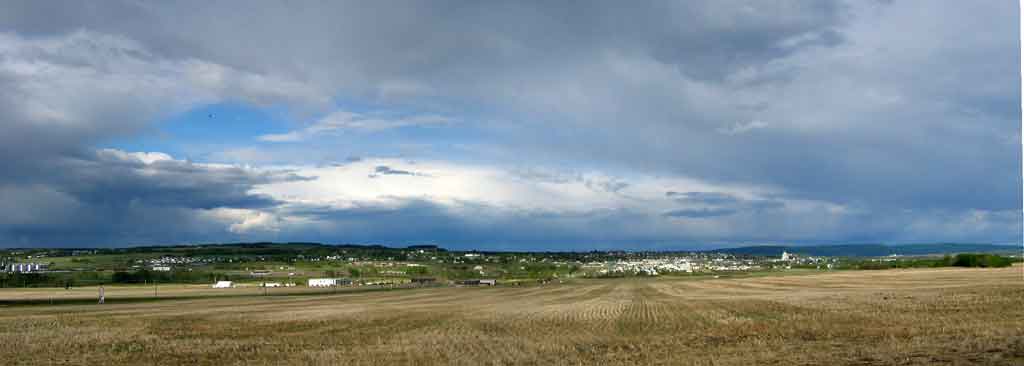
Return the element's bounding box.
[96,149,173,164]
[232,156,1019,247]
[204,208,284,234]
[249,157,801,224]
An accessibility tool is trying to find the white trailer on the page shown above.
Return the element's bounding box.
[308,278,337,287]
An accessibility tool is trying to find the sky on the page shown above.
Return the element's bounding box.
[0,1,1020,250]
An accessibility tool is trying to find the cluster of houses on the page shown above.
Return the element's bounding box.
[775,251,834,269]
[147,256,203,267]
[705,258,759,271]
[597,259,698,276]
[592,256,767,276]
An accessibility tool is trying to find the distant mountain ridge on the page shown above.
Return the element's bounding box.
[710,243,1020,257]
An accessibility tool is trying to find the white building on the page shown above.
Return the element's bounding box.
[151,266,171,272]
[261,282,282,288]
[781,251,792,261]
[212,281,234,288]
[308,278,338,287]
[5,263,47,273]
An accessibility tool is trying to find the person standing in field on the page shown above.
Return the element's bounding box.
[98,284,105,304]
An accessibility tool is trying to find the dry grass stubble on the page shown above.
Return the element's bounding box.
[1,266,1021,365]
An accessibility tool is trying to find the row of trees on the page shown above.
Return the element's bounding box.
[947,253,1015,268]
[110,269,234,284]
[857,253,1016,270]
[0,269,241,288]
[0,271,109,288]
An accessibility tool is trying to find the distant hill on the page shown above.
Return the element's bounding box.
[711,243,1020,257]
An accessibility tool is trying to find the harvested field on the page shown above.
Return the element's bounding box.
[1,267,1022,365]
[0,283,381,303]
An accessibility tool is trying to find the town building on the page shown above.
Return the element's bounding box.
[308,278,338,287]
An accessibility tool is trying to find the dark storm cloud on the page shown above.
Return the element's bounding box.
[647,2,847,81]
[0,150,310,247]
[61,150,308,209]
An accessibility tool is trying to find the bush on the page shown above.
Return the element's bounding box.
[110,270,231,284]
[858,262,891,270]
[405,266,429,276]
[950,253,1013,268]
